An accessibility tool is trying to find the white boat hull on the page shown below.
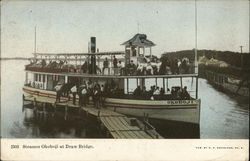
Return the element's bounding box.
[105,98,200,124]
[23,86,200,125]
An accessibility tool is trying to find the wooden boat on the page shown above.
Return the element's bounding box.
[23,35,201,137]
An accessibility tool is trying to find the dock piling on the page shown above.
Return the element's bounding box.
[53,102,57,117]
[64,104,68,120]
[33,98,37,118]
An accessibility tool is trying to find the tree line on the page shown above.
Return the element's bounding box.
[161,49,250,69]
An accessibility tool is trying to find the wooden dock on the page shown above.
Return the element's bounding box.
[24,95,163,139]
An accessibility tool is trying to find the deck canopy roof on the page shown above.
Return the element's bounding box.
[121,33,156,47]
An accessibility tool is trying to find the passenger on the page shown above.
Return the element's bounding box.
[113,56,118,68]
[153,65,159,75]
[58,60,64,68]
[54,82,63,103]
[137,64,144,75]
[104,83,110,96]
[94,81,101,90]
[160,87,165,96]
[116,88,124,98]
[141,86,147,99]
[159,62,167,75]
[110,79,116,89]
[153,87,160,95]
[130,60,137,75]
[146,62,153,75]
[70,84,77,105]
[166,88,171,94]
[87,80,93,90]
[133,86,141,98]
[182,86,190,100]
[28,58,37,66]
[41,59,46,67]
[93,86,101,108]
[78,84,84,105]
[86,83,93,105]
[117,61,124,75]
[82,81,87,87]
[81,61,88,73]
[171,59,178,74]
[103,57,109,74]
[111,86,119,98]
[81,86,87,106]
[177,59,181,74]
[100,84,105,107]
[177,88,182,100]
[60,83,72,97]
[149,86,155,100]
[171,87,177,99]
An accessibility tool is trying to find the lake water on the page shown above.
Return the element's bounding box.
[1,60,249,138]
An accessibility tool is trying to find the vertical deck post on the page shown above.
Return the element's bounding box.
[180,77,183,88]
[127,78,129,94]
[150,47,152,58]
[155,78,157,87]
[163,78,165,92]
[78,104,81,114]
[53,102,57,117]
[97,56,100,67]
[22,94,25,106]
[110,54,113,75]
[25,72,28,84]
[64,104,68,120]
[33,98,37,118]
[166,78,168,90]
[146,113,149,122]
[196,77,198,99]
[43,103,46,121]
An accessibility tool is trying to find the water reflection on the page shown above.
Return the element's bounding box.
[11,105,104,138]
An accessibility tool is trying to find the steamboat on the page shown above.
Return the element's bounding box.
[23,34,201,137]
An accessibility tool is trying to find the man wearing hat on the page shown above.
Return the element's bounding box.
[81,85,88,106]
[54,82,63,102]
[70,84,78,105]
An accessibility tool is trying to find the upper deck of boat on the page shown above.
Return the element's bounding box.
[25,52,198,79]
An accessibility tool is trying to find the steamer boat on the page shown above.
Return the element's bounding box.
[23,34,201,137]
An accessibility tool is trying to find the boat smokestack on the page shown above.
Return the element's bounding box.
[90,37,97,74]
[90,37,96,53]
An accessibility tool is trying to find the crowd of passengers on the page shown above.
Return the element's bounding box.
[53,79,191,109]
[132,85,191,100]
[27,56,191,75]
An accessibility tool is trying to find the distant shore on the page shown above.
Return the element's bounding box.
[0,57,30,60]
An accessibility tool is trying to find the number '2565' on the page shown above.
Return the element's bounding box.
[11,145,19,149]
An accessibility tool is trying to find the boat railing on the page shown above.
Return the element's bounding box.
[25,65,197,77]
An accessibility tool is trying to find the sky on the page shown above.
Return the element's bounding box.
[1,0,249,58]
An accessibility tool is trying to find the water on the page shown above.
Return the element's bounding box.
[1,60,249,138]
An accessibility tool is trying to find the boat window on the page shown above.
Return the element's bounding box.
[38,74,41,82]
[43,74,46,82]
[35,74,38,81]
